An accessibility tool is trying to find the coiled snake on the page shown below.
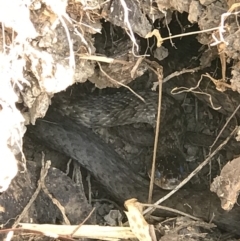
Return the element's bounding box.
[28,91,186,196]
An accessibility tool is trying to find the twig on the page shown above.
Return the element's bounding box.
[195,97,199,122]
[42,174,71,225]
[59,15,75,71]
[160,217,177,224]
[204,73,232,91]
[141,204,201,221]
[66,158,72,175]
[164,10,174,47]
[130,56,144,79]
[143,126,238,215]
[44,1,76,71]
[148,68,163,203]
[5,231,14,241]
[209,213,215,224]
[210,104,240,152]
[82,0,110,10]
[71,207,96,236]
[74,28,93,54]
[174,220,215,233]
[12,153,51,228]
[119,0,139,52]
[171,74,222,111]
[1,23,5,55]
[162,27,220,43]
[72,161,84,190]
[152,67,200,91]
[163,67,201,83]
[147,27,220,48]
[97,62,145,102]
[211,7,240,46]
[77,54,130,64]
[19,223,136,240]
[86,172,92,204]
[0,227,75,241]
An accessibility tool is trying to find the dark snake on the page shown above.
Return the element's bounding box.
[28,91,186,198]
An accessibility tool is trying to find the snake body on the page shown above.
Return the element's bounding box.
[28,91,186,192]
[54,91,178,128]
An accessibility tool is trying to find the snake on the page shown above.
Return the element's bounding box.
[28,90,186,195]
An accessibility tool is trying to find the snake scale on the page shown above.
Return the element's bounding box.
[28,91,186,200]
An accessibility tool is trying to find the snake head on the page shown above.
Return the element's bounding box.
[148,150,185,190]
[153,169,183,190]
